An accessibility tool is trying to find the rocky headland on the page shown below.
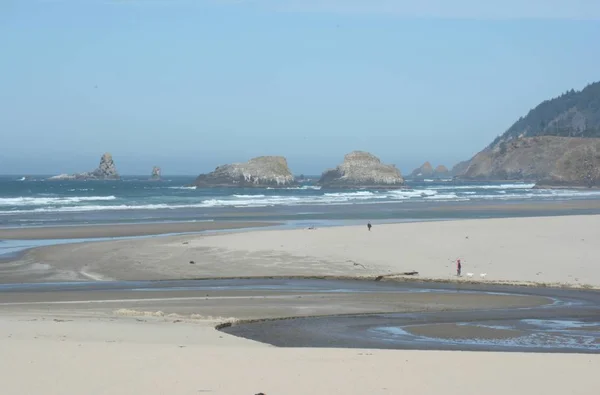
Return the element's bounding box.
[457,136,600,187]
[318,151,404,188]
[193,156,296,188]
[48,153,120,181]
[454,81,600,188]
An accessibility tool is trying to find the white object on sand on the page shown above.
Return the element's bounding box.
[466,273,474,278]
[480,273,487,279]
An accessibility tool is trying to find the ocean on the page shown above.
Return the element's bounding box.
[2,175,600,228]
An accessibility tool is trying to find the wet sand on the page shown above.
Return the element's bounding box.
[1,279,599,394]
[0,221,276,240]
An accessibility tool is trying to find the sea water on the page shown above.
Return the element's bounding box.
[1,175,600,227]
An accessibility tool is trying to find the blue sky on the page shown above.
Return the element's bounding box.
[1,1,600,175]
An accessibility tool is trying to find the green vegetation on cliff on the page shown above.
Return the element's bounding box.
[489,81,600,150]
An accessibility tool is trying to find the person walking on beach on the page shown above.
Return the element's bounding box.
[456,258,462,276]
[367,222,372,231]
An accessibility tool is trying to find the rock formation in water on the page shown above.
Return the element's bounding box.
[410,162,434,179]
[454,81,600,187]
[193,156,296,188]
[48,153,120,180]
[150,166,161,181]
[434,165,450,177]
[318,151,404,188]
[410,162,450,179]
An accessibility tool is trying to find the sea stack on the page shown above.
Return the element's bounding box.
[410,162,435,179]
[193,156,296,188]
[48,152,120,180]
[150,166,161,181]
[318,151,404,188]
[91,153,119,179]
[434,165,450,178]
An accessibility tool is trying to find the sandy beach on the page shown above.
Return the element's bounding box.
[5,215,600,287]
[2,314,599,395]
[2,215,600,394]
[2,278,599,395]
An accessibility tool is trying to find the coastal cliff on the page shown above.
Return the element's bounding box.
[48,153,120,181]
[193,156,296,188]
[458,136,600,187]
[454,81,600,187]
[318,151,404,188]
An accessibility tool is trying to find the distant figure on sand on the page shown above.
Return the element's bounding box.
[456,259,462,276]
[367,222,372,231]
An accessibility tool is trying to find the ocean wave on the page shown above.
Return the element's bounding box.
[324,191,376,197]
[233,194,266,198]
[425,193,459,200]
[266,185,322,190]
[3,183,600,215]
[388,189,437,199]
[0,196,117,207]
[426,183,536,190]
[167,186,197,190]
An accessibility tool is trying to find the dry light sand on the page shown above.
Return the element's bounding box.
[1,313,599,395]
[9,215,600,287]
[2,215,600,394]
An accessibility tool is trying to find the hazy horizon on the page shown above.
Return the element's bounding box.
[2,1,600,175]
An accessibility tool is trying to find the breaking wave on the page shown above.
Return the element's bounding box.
[0,196,117,207]
[2,182,600,215]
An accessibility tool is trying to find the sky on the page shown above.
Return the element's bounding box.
[1,1,600,175]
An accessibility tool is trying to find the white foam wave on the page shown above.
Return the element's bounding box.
[427,183,535,190]
[324,191,376,197]
[388,189,437,199]
[3,184,600,215]
[425,193,459,200]
[476,189,600,200]
[0,196,117,207]
[233,194,266,198]
[167,186,197,190]
[286,185,322,190]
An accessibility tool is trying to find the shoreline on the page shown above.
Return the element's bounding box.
[0,220,278,240]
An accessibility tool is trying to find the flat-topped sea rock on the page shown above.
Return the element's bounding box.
[48,153,120,181]
[318,151,404,188]
[193,156,296,188]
